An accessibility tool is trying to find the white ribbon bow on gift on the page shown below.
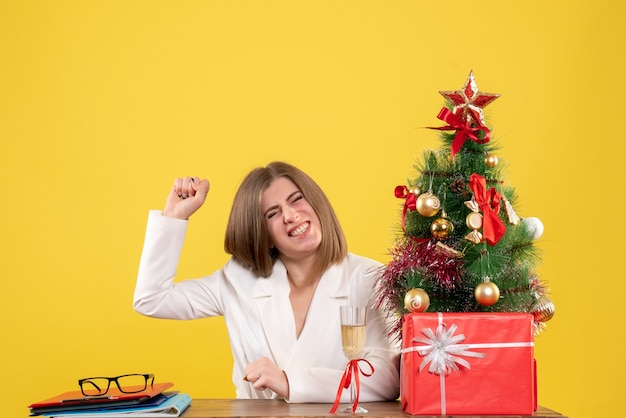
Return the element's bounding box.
[412,322,486,375]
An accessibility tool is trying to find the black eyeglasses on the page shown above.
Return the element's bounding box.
[78,373,154,396]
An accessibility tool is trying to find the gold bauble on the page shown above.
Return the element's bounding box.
[531,296,555,322]
[431,217,454,239]
[404,288,430,313]
[485,154,499,168]
[415,192,441,217]
[409,185,422,196]
[474,281,500,306]
[465,212,483,230]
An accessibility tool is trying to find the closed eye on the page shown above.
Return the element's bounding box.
[290,193,304,204]
[264,191,304,220]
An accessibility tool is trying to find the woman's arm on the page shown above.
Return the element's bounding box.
[133,176,223,319]
[133,210,226,319]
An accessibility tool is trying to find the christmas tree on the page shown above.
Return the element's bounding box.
[376,71,555,340]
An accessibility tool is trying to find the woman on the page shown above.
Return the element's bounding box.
[134,161,400,403]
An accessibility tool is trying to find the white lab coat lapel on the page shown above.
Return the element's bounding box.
[283,262,350,369]
[252,260,298,367]
[252,261,352,370]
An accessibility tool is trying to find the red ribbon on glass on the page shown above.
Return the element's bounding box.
[429,107,491,159]
[469,173,506,245]
[329,359,374,413]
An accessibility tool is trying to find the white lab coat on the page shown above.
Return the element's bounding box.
[134,210,400,403]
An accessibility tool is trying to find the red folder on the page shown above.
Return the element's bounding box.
[29,382,173,412]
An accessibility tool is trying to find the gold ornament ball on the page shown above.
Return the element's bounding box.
[415,192,441,217]
[431,217,454,239]
[465,212,483,230]
[485,154,499,168]
[531,296,555,322]
[404,288,430,313]
[474,281,500,306]
[409,185,422,196]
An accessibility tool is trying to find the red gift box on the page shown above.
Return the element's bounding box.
[401,312,536,415]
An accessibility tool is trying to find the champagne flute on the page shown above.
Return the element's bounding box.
[339,305,367,413]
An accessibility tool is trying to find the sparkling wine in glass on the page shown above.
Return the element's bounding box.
[339,305,367,413]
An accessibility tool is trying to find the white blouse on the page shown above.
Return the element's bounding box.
[134,210,400,403]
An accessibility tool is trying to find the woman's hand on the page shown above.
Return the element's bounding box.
[163,176,210,220]
[244,357,290,399]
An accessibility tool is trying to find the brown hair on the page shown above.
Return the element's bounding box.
[224,161,347,278]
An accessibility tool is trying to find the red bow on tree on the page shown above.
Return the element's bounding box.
[469,173,506,245]
[395,185,416,232]
[429,107,491,159]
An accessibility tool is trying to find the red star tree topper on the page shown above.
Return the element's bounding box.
[439,70,500,125]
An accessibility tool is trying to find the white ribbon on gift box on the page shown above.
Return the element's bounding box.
[401,312,534,415]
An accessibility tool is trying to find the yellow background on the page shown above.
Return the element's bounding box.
[1,2,624,417]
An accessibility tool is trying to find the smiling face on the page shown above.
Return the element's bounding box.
[224,161,347,278]
[261,176,322,263]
